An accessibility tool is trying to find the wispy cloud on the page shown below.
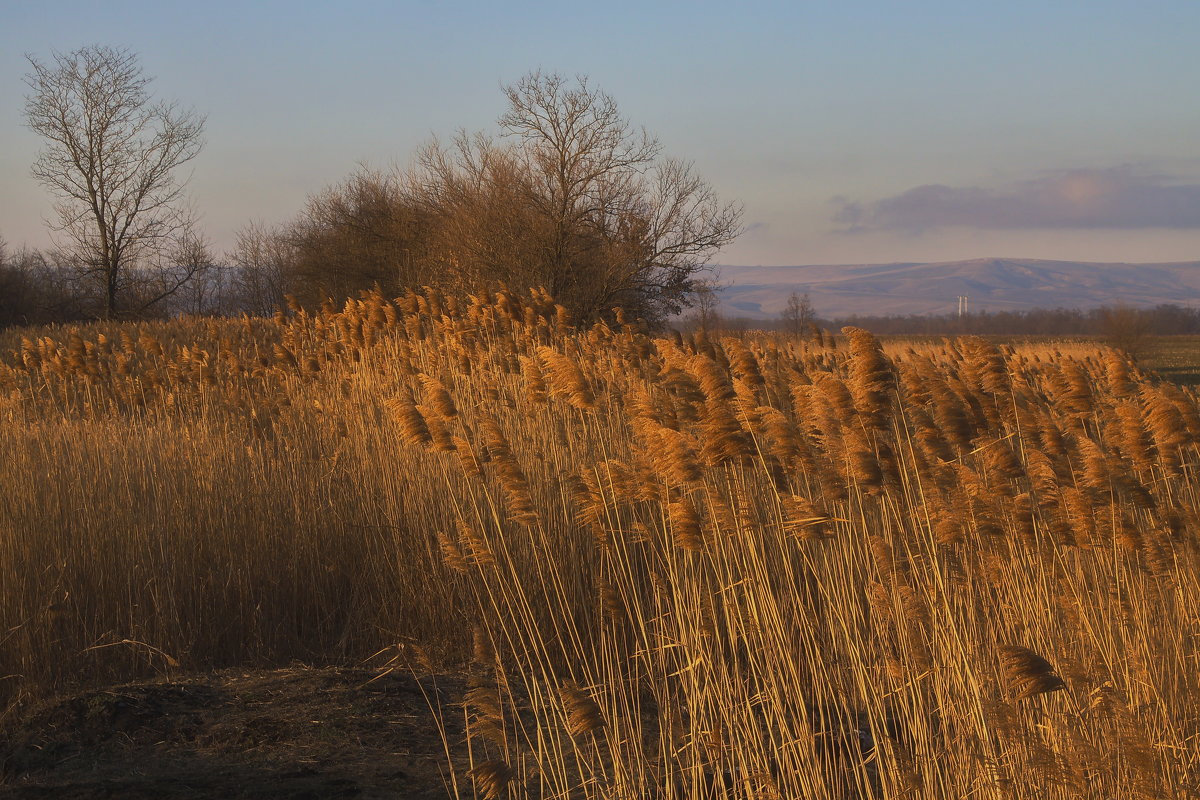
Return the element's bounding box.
[834,166,1200,232]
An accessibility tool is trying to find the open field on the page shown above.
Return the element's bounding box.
[1143,336,1200,386]
[3,295,1200,798]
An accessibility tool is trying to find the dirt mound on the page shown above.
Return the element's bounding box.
[0,667,465,799]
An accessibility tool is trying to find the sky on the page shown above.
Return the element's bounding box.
[2,0,1199,267]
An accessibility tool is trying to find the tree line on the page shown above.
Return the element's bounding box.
[3,47,740,330]
[828,304,1200,338]
[674,292,1198,360]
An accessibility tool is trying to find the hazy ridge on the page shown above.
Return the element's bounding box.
[716,258,1200,318]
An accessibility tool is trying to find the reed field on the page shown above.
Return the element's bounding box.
[2,289,1200,798]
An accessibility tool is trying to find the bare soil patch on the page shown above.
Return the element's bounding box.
[0,667,464,799]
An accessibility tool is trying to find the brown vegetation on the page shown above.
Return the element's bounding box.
[2,292,1200,797]
[265,72,740,325]
[10,67,737,328]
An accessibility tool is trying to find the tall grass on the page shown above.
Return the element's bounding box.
[2,289,1199,797]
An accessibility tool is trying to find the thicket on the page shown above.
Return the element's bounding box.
[7,70,738,329]
[0,242,90,328]
[3,290,1200,797]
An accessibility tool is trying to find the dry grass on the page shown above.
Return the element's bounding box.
[3,291,1200,798]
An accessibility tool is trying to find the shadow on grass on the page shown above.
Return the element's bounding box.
[1151,366,1200,386]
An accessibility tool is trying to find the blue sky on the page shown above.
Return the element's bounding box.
[2,0,1199,266]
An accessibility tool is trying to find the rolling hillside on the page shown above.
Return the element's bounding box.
[716,258,1200,318]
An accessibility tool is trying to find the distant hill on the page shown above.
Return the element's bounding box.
[714,258,1200,319]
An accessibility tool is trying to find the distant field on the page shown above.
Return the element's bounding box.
[1142,335,1200,386]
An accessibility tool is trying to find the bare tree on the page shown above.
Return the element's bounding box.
[1100,304,1154,361]
[686,277,725,334]
[409,132,551,295]
[499,71,741,323]
[781,290,815,336]
[24,45,206,318]
[229,222,291,315]
[156,228,233,316]
[401,72,740,324]
[286,168,429,307]
[0,244,89,327]
[0,235,20,326]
